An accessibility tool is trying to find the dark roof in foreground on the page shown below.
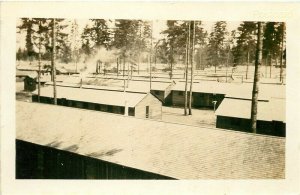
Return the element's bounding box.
[16,102,285,179]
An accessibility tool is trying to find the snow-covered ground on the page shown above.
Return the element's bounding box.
[162,106,216,128]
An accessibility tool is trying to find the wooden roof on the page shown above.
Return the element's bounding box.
[16,102,285,179]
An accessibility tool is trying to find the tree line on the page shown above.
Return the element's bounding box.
[17,18,286,75]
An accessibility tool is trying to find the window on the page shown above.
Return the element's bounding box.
[128,107,135,116]
[178,91,183,96]
[146,106,150,118]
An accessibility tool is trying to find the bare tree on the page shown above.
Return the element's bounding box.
[184,22,191,116]
[280,23,285,83]
[251,22,264,133]
[189,21,195,115]
[37,20,42,103]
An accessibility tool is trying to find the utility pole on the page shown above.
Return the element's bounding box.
[51,18,57,105]
[184,22,191,116]
[251,22,264,133]
[123,56,125,77]
[225,47,230,83]
[117,58,119,77]
[149,20,153,90]
[189,21,195,115]
[246,50,250,80]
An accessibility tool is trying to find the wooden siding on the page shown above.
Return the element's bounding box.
[216,116,286,137]
[134,94,162,120]
[171,90,191,107]
[32,95,125,115]
[171,90,224,109]
[16,140,174,179]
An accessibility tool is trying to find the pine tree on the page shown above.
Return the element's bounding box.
[232,21,256,66]
[113,19,145,63]
[81,25,93,57]
[18,18,36,61]
[207,21,228,73]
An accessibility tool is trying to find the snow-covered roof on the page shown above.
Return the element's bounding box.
[173,81,285,101]
[225,83,285,100]
[48,78,174,93]
[32,86,150,107]
[173,81,244,95]
[215,97,285,122]
[16,70,37,78]
[16,101,285,179]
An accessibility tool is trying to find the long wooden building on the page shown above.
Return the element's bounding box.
[16,102,285,179]
[215,84,286,137]
[215,97,286,137]
[32,86,162,119]
[46,77,175,104]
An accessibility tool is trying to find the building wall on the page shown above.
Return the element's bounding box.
[171,90,191,107]
[134,94,162,120]
[171,91,224,109]
[216,116,286,137]
[32,96,125,115]
[16,140,174,179]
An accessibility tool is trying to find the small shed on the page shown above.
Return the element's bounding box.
[24,76,37,91]
[32,85,162,119]
[16,70,37,81]
[215,97,286,137]
[16,70,38,91]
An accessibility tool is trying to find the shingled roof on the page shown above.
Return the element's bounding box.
[16,102,285,179]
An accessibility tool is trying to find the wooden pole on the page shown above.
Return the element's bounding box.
[117,58,119,77]
[225,47,230,83]
[51,18,57,105]
[150,20,153,90]
[189,21,195,115]
[123,56,125,77]
[251,22,264,133]
[246,50,249,79]
[127,63,129,88]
